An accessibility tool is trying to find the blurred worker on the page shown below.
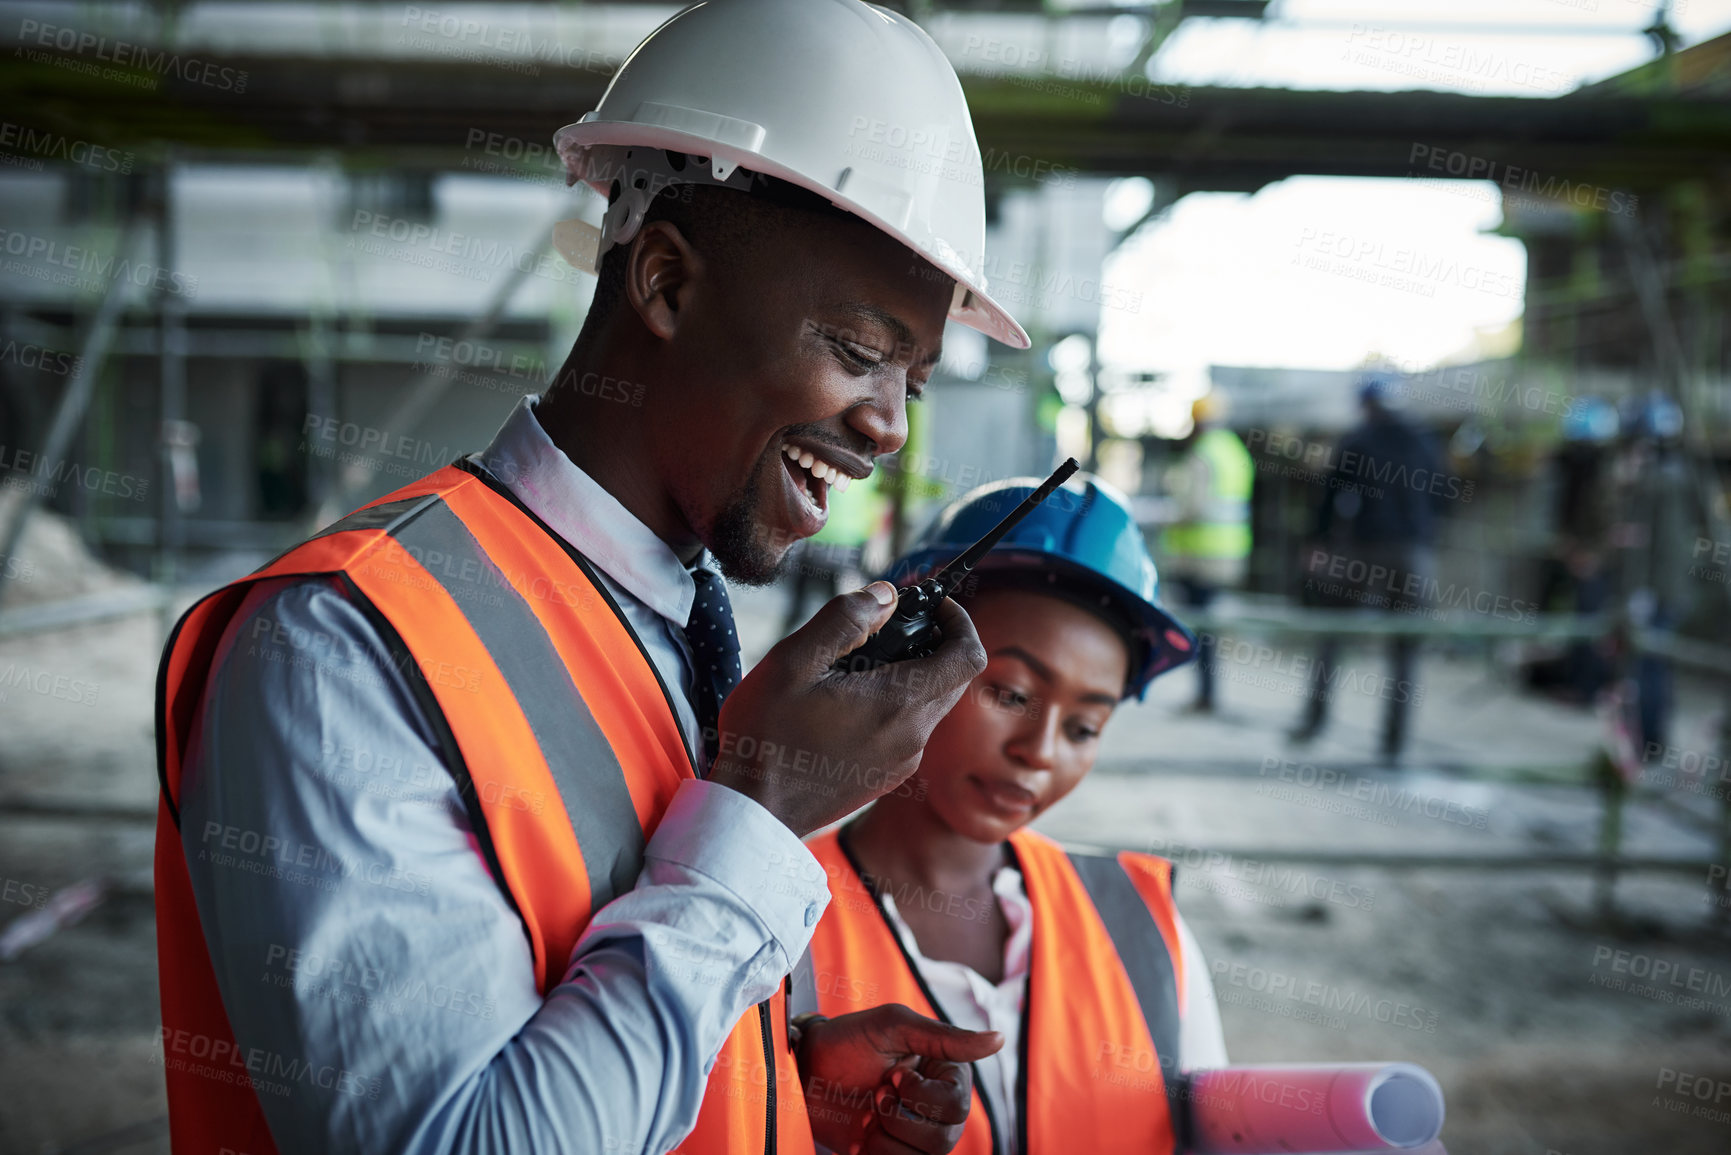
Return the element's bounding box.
[1609,391,1698,754]
[796,474,1225,1155]
[782,467,889,634]
[1159,391,1253,712]
[152,3,1031,1153]
[1293,375,1448,761]
[1528,398,1619,703]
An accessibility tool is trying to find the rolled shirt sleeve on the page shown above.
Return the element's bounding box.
[177,576,829,1155]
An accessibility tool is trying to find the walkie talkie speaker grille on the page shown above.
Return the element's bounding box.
[885,472,1197,700]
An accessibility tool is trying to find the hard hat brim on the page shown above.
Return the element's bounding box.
[886,547,1199,701]
[555,119,1031,351]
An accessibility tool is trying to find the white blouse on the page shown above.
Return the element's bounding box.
[878,865,1228,1155]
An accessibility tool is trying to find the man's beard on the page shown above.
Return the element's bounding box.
[706,466,789,587]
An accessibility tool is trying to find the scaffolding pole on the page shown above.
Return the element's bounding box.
[0,226,143,608]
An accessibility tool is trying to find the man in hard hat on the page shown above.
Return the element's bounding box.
[1159,391,1253,713]
[152,3,1029,1153]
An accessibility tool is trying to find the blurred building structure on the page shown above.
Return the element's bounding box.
[0,2,1727,605]
[5,6,1731,1153]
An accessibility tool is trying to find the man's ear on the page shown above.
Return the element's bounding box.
[623,220,703,341]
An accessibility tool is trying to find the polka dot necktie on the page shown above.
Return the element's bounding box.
[686,566,742,773]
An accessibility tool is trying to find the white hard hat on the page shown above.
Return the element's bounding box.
[552,0,1031,350]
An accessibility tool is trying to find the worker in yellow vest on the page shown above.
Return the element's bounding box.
[152,2,1028,1153]
[1159,392,1254,713]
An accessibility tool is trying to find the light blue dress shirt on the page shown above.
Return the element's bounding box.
[178,395,831,1155]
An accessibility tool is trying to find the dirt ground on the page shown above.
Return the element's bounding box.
[1,541,1728,1154]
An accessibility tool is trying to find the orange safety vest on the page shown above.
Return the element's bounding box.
[154,460,814,1155]
[797,827,1186,1155]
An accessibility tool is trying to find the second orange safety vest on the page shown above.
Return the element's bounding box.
[798,826,1187,1155]
[154,460,814,1155]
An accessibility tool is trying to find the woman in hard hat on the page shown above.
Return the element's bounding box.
[795,473,1227,1155]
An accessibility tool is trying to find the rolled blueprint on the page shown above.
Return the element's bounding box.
[1186,1062,1444,1153]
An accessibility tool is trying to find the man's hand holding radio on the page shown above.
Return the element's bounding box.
[707,581,986,837]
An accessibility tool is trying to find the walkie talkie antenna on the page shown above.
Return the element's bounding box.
[926,458,1079,595]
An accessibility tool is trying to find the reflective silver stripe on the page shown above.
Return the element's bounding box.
[788,948,819,1018]
[389,498,646,913]
[309,495,443,541]
[1068,853,1182,1078]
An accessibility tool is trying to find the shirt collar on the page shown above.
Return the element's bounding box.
[471,394,716,627]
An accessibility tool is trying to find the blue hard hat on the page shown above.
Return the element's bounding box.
[1636,391,1684,440]
[1562,397,1619,444]
[883,472,1197,701]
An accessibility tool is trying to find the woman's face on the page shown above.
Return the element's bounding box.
[913,587,1130,844]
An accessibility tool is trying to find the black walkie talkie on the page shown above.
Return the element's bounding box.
[833,457,1080,673]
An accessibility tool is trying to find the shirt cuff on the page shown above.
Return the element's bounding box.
[645,779,831,967]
